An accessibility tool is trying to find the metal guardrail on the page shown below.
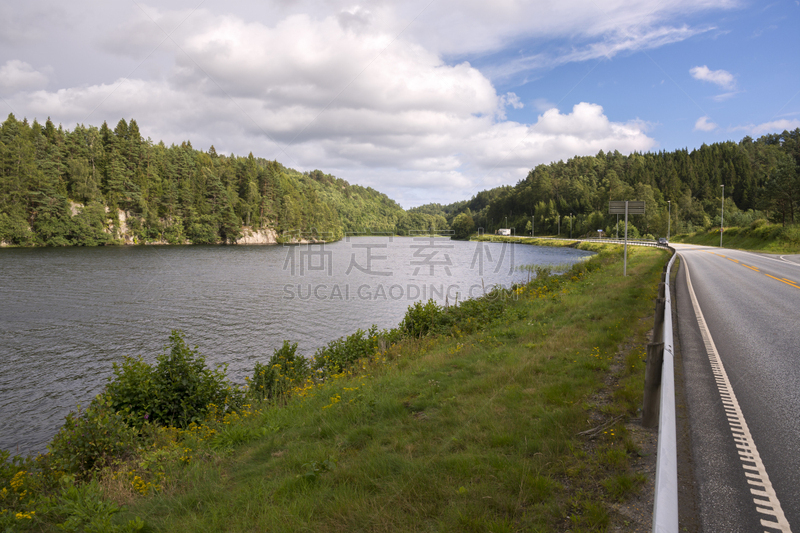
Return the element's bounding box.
[646,249,679,532]
[506,235,668,248]
[491,233,678,530]
[534,235,678,530]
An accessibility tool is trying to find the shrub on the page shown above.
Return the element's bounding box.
[104,330,242,428]
[400,300,443,338]
[313,326,382,375]
[249,341,310,401]
[0,450,60,529]
[48,401,138,478]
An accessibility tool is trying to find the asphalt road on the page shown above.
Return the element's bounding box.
[674,243,800,532]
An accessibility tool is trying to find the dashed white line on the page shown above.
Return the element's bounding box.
[683,259,792,533]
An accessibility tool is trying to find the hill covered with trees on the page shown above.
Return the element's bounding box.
[2,113,797,246]
[424,129,800,240]
[0,115,414,246]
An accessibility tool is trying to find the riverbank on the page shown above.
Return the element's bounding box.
[670,222,800,253]
[2,243,669,532]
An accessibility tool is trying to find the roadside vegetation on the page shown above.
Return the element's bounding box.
[1,243,669,532]
[671,220,800,254]
[2,112,797,250]
[415,129,800,244]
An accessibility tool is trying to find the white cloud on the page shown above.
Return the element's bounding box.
[497,92,523,119]
[485,24,712,81]
[400,0,737,57]
[3,2,696,206]
[738,119,800,136]
[694,116,717,131]
[711,91,739,102]
[690,65,736,89]
[501,92,524,109]
[0,60,48,94]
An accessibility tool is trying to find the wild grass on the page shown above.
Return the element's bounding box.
[101,244,668,532]
[671,221,800,253]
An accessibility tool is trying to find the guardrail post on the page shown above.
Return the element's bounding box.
[653,296,665,343]
[642,342,665,427]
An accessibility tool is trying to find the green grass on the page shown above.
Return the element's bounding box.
[101,244,668,532]
[671,222,800,253]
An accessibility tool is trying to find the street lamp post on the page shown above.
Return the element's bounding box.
[667,200,671,241]
[505,216,508,229]
[720,185,724,247]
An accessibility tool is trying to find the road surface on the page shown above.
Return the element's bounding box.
[674,243,800,532]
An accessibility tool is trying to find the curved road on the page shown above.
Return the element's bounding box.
[674,243,800,532]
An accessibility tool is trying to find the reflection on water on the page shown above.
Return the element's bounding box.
[0,237,593,455]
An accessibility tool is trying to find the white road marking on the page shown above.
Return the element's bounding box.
[729,249,800,268]
[683,258,792,533]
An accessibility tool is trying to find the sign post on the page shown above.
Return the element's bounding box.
[609,201,645,276]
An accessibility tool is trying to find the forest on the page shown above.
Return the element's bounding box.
[434,129,800,240]
[0,114,420,246]
[1,112,798,246]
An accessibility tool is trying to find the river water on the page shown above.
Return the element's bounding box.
[0,237,593,456]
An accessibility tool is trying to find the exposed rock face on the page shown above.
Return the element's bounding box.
[68,201,83,217]
[236,227,278,245]
[116,210,133,244]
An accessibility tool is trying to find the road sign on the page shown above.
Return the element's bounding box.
[608,201,645,276]
[609,200,645,215]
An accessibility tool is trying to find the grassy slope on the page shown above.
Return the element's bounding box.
[118,244,668,532]
[670,223,800,254]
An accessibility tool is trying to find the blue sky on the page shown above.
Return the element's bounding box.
[0,0,798,207]
[486,1,800,149]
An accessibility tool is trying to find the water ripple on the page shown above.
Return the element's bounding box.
[0,238,593,455]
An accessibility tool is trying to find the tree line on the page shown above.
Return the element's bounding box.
[0,114,429,246]
[432,129,800,239]
[2,113,797,245]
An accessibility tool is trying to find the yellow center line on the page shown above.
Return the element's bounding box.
[742,264,760,272]
[727,258,739,263]
[782,278,796,284]
[765,273,800,289]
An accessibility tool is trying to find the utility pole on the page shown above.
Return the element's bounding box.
[720,184,724,247]
[570,212,573,238]
[667,200,671,241]
[624,201,629,276]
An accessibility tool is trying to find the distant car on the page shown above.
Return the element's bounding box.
[657,237,668,245]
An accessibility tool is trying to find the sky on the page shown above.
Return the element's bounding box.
[1,0,798,208]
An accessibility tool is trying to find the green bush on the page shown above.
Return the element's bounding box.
[47,400,138,478]
[0,450,58,529]
[249,341,310,401]
[400,300,443,338]
[105,330,242,428]
[313,326,383,375]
